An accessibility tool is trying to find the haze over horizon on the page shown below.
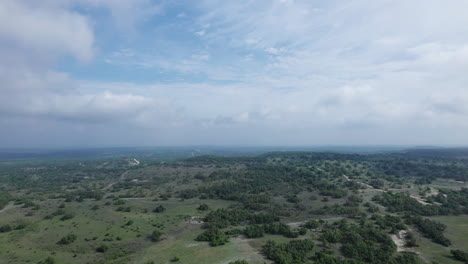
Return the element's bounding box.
[1,0,468,147]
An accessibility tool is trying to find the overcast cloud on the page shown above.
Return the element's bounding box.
[1,0,467,147]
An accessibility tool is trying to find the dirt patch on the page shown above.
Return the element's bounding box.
[126,240,147,251]
[0,203,14,214]
[409,195,430,205]
[342,174,386,192]
[286,221,304,228]
[188,216,204,224]
[103,170,129,191]
[221,237,270,264]
[390,230,419,256]
[390,230,407,252]
[185,243,201,248]
[426,188,439,197]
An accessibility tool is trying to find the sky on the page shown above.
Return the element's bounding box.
[1,0,468,148]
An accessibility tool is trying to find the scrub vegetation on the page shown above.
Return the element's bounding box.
[0,147,468,263]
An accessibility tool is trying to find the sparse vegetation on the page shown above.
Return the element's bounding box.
[0,148,467,263]
[57,233,77,245]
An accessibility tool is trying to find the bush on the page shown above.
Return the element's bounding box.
[263,239,314,264]
[451,249,468,262]
[153,205,166,213]
[404,232,418,247]
[196,228,228,246]
[298,228,307,236]
[303,220,320,230]
[60,213,75,221]
[406,216,451,246]
[149,229,163,242]
[0,224,12,233]
[114,199,126,205]
[15,222,28,230]
[96,243,109,253]
[38,256,56,264]
[388,254,420,264]
[243,225,264,238]
[197,204,209,211]
[57,233,77,245]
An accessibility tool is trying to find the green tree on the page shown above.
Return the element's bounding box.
[38,256,56,264]
[451,249,468,263]
[197,203,209,211]
[96,243,109,253]
[229,261,249,264]
[57,233,77,245]
[153,205,166,213]
[149,229,163,242]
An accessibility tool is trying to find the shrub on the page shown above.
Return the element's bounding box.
[196,228,228,246]
[0,224,12,233]
[451,249,468,263]
[149,229,163,242]
[197,204,209,211]
[57,233,77,245]
[38,256,56,264]
[153,205,166,213]
[96,244,109,253]
[60,213,75,221]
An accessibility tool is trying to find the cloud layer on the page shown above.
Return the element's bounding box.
[1,0,468,147]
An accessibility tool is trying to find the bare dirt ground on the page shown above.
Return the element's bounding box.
[343,175,385,192]
[103,170,129,191]
[390,230,422,259]
[0,203,14,214]
[426,188,439,197]
[390,230,408,252]
[286,221,304,228]
[410,195,431,205]
[188,216,204,225]
[220,237,271,264]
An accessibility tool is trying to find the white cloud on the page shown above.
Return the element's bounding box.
[2,0,468,146]
[80,0,163,32]
[0,0,94,61]
[0,0,166,127]
[187,0,468,131]
[35,0,164,32]
[195,30,206,36]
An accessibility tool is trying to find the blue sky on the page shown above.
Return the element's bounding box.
[1,0,468,147]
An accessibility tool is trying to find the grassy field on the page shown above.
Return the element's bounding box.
[0,198,240,264]
[412,215,468,264]
[2,150,468,264]
[135,224,270,264]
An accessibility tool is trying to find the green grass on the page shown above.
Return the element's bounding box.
[135,224,269,264]
[133,198,273,264]
[1,154,468,264]
[411,215,468,264]
[0,198,238,264]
